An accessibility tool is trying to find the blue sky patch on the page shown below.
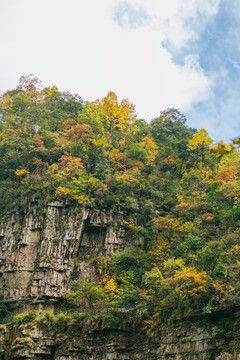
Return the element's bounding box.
[113,2,150,30]
[0,0,239,142]
[162,1,240,141]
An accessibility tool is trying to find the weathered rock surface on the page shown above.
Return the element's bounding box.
[0,203,126,306]
[1,309,240,360]
[1,204,240,359]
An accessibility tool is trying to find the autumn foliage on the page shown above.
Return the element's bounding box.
[0,75,240,324]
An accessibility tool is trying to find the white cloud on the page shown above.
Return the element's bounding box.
[0,0,217,122]
[113,2,150,29]
[116,0,221,47]
[178,0,220,18]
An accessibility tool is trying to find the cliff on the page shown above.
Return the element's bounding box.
[1,306,240,359]
[0,202,126,310]
[0,204,240,359]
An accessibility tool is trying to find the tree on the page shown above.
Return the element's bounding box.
[187,129,213,162]
[17,74,43,100]
[150,108,196,176]
[150,108,194,147]
[94,91,137,143]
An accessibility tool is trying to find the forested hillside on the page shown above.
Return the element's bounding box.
[0,74,240,331]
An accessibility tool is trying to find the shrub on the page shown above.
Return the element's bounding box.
[110,246,151,278]
[15,310,38,325]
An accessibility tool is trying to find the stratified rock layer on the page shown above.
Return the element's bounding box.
[1,309,240,359]
[1,204,240,359]
[0,203,125,307]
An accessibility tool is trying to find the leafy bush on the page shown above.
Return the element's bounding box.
[110,247,151,280]
[15,310,38,325]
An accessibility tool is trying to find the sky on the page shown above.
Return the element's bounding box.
[0,0,239,142]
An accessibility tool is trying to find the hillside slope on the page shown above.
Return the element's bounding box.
[0,75,240,359]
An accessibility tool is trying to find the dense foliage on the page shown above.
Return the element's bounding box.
[1,75,240,327]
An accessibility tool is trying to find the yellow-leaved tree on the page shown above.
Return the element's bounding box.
[187,129,213,162]
[141,136,159,165]
[94,91,137,142]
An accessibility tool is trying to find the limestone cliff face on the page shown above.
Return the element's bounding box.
[0,202,125,307]
[1,309,240,359]
[1,204,240,360]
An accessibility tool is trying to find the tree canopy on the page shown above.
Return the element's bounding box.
[1,75,240,326]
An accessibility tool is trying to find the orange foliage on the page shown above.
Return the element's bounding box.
[203,212,215,222]
[52,136,70,149]
[64,118,94,144]
[67,124,93,144]
[162,156,175,166]
[63,117,76,129]
[109,149,129,170]
[31,135,45,151]
[57,155,84,173]
[214,165,238,185]
[5,128,17,136]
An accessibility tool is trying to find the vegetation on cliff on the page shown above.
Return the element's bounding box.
[0,74,240,326]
